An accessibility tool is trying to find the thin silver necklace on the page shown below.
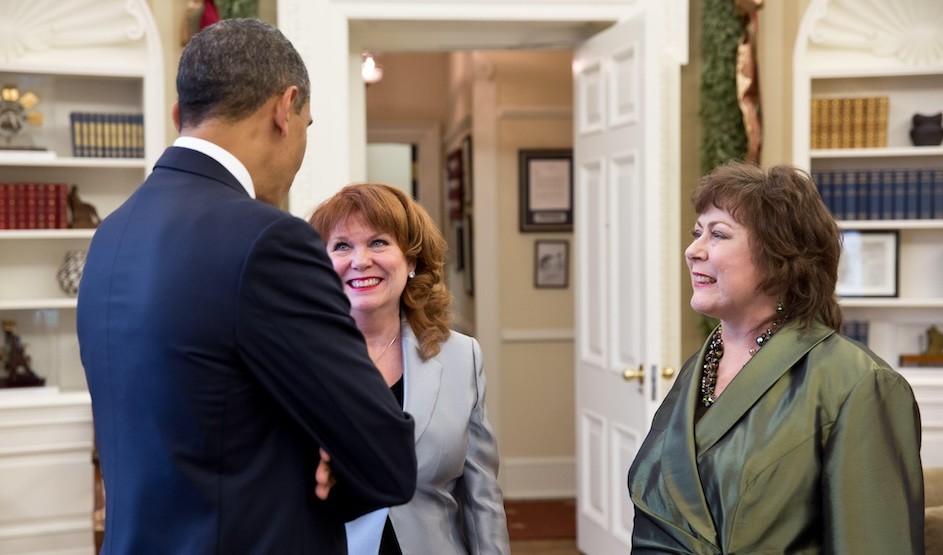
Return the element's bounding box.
[373,326,400,363]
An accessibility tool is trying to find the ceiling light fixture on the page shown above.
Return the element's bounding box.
[361,52,384,85]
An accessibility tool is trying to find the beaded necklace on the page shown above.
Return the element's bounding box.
[700,316,786,408]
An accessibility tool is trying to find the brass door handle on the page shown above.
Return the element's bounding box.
[662,366,676,379]
[623,364,644,382]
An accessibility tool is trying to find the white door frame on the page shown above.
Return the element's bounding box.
[279,0,687,504]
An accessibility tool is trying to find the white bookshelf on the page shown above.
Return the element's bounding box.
[793,0,943,466]
[0,1,165,552]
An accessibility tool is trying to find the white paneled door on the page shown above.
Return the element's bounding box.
[574,5,677,553]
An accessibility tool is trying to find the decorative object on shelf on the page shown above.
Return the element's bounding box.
[1,318,46,388]
[56,250,87,297]
[910,112,943,146]
[0,84,43,150]
[899,325,943,367]
[68,185,101,228]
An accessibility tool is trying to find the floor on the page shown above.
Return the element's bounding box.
[95,498,582,554]
[506,498,581,555]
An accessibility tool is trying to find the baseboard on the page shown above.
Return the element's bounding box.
[502,456,575,500]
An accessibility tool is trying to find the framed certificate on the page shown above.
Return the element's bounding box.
[836,230,899,297]
[518,149,573,232]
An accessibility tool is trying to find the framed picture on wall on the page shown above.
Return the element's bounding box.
[836,230,899,297]
[519,149,573,232]
[534,240,569,288]
[446,147,464,223]
[463,212,474,296]
[461,136,473,206]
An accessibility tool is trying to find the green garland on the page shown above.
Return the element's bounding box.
[214,0,260,19]
[697,0,747,337]
[699,0,748,175]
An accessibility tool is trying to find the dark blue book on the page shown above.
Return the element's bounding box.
[867,169,882,220]
[844,170,858,220]
[893,169,907,220]
[816,171,833,216]
[832,171,846,219]
[919,168,934,219]
[880,169,896,219]
[934,169,943,219]
[905,168,920,219]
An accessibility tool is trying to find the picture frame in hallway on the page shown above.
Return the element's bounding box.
[462,212,474,296]
[519,149,573,232]
[836,230,899,297]
[534,240,569,288]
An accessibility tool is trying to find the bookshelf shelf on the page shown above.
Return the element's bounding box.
[811,146,943,159]
[0,154,149,169]
[0,298,78,310]
[0,229,96,240]
[840,298,943,309]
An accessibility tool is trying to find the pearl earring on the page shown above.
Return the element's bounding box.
[408,271,416,279]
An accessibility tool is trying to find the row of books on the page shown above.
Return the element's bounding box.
[813,168,943,221]
[810,96,888,150]
[0,183,70,230]
[841,320,869,345]
[69,112,144,158]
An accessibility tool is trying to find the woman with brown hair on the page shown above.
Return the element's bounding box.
[628,160,924,552]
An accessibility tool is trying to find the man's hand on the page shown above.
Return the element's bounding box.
[315,448,335,500]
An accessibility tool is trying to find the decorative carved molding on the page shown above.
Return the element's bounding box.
[0,0,147,63]
[807,0,943,66]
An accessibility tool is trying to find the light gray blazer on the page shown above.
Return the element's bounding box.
[389,325,510,555]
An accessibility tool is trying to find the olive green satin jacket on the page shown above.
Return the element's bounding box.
[628,321,924,554]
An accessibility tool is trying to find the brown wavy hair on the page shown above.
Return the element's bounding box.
[309,183,451,359]
[691,160,843,332]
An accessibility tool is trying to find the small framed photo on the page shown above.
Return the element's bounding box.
[837,230,899,297]
[519,149,573,232]
[534,240,569,288]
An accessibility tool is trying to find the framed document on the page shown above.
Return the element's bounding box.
[519,149,573,232]
[836,230,899,297]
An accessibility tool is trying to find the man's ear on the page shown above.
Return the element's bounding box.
[171,101,181,132]
[273,86,299,136]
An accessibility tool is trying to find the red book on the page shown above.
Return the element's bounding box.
[0,184,8,230]
[25,183,38,229]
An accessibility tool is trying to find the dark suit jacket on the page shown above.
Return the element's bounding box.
[77,146,417,554]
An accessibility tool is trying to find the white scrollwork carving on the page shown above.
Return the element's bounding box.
[807,0,943,66]
[0,0,146,63]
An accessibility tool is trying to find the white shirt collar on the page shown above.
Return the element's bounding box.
[173,136,256,199]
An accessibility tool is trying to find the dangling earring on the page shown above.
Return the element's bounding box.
[776,301,784,313]
[408,271,416,279]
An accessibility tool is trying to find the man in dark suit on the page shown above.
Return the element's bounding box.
[76,18,416,554]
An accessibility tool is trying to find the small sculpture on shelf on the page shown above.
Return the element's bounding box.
[68,185,101,229]
[909,112,943,147]
[57,250,87,297]
[0,84,43,150]
[1,318,46,388]
[899,325,943,367]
